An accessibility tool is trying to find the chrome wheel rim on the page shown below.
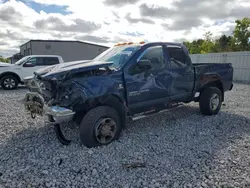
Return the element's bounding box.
[210,93,220,111]
[3,78,16,89]
[94,118,117,144]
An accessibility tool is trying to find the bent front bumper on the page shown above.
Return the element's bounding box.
[45,106,75,124]
[23,92,75,124]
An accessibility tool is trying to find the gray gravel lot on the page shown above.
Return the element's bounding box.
[0,84,250,188]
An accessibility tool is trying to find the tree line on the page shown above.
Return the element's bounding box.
[183,17,250,54]
[0,56,9,63]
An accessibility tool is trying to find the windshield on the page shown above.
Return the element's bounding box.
[15,56,30,65]
[93,45,140,68]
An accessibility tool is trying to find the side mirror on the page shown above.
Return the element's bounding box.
[137,59,152,71]
[23,62,35,67]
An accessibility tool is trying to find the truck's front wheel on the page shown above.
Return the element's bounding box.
[80,106,122,148]
[1,75,19,90]
[199,87,222,115]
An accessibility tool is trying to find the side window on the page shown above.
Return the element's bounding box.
[130,46,165,74]
[25,57,37,66]
[167,47,187,69]
[139,46,165,70]
[43,57,60,66]
[35,57,44,66]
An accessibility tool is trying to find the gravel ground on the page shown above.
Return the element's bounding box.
[0,83,250,188]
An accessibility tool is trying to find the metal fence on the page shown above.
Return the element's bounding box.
[190,51,250,83]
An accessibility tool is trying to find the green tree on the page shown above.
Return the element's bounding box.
[183,17,250,54]
[200,31,215,53]
[184,41,200,54]
[204,31,213,41]
[184,39,205,54]
[0,56,10,63]
[214,35,233,52]
[233,17,250,51]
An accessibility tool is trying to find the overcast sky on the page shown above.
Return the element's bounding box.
[0,0,249,57]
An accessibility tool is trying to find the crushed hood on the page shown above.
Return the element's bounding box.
[36,60,113,80]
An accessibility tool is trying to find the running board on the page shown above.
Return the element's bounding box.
[130,103,184,121]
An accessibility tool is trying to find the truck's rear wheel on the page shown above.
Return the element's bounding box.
[1,75,18,90]
[80,106,122,148]
[199,87,222,115]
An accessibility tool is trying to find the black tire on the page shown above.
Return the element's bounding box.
[0,75,19,90]
[80,106,122,148]
[199,87,222,115]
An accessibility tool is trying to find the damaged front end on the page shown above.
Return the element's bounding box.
[23,76,75,145]
[22,60,115,145]
[23,76,75,124]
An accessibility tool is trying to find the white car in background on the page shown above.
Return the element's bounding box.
[0,55,64,90]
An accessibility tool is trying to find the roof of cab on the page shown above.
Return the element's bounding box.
[114,41,183,47]
[25,55,62,58]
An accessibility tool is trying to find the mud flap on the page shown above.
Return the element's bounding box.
[54,124,71,145]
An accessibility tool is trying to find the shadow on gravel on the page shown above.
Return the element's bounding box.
[1,105,250,187]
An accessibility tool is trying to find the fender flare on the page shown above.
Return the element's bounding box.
[199,74,224,101]
[74,94,127,127]
[98,94,127,128]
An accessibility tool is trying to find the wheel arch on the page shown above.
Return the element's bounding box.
[200,79,224,102]
[74,94,127,127]
[0,72,21,83]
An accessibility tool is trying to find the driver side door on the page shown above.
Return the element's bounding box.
[124,45,172,114]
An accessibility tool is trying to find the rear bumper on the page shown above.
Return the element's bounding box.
[23,92,75,124]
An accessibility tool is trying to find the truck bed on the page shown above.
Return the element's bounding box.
[193,63,233,92]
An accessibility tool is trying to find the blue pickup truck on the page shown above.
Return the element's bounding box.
[23,42,233,148]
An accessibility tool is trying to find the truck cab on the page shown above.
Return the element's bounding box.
[0,55,64,90]
[121,42,195,114]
